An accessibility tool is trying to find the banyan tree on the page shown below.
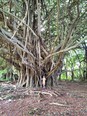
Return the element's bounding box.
[0,0,86,87]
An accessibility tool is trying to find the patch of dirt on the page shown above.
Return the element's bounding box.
[0,81,87,116]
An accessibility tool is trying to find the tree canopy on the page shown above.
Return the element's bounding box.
[0,0,87,87]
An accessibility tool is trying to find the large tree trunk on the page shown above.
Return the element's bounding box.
[0,0,83,87]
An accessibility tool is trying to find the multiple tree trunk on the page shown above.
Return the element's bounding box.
[0,0,56,87]
[0,0,86,87]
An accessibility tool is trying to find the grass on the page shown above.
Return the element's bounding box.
[0,69,10,82]
[0,77,10,82]
[0,69,7,76]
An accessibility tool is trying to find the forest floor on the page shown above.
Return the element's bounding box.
[0,81,87,116]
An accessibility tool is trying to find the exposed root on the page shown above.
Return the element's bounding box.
[49,102,68,107]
